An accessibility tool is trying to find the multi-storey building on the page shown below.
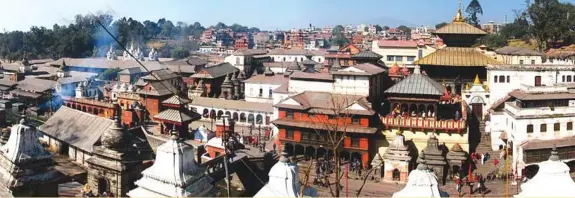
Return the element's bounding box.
[494,46,544,65]
[273,91,380,167]
[372,40,436,66]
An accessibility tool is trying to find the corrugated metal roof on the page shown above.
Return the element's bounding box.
[352,51,383,59]
[161,95,191,105]
[434,22,487,35]
[414,47,501,67]
[190,63,238,79]
[385,74,445,96]
[39,107,114,152]
[153,109,199,123]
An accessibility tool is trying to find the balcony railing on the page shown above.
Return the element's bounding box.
[381,116,467,132]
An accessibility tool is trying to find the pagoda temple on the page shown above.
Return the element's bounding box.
[127,130,219,197]
[85,113,153,197]
[153,94,200,137]
[382,131,412,182]
[0,116,62,197]
[515,146,575,197]
[392,150,448,198]
[413,3,501,95]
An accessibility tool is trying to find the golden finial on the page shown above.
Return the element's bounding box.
[473,74,481,85]
[453,0,466,23]
[465,83,471,90]
[396,130,403,135]
[442,79,446,86]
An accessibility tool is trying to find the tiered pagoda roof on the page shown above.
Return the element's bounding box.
[414,47,500,67]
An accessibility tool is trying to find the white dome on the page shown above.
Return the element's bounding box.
[516,151,575,197]
[119,83,128,92]
[127,84,135,92]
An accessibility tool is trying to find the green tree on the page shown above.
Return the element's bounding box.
[396,25,411,39]
[477,34,507,48]
[374,25,383,32]
[332,25,345,35]
[331,25,348,47]
[382,26,390,31]
[466,0,484,27]
[527,0,568,51]
[435,22,448,29]
[499,11,530,39]
[363,26,369,32]
[171,47,190,59]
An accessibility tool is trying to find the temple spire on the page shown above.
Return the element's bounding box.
[473,74,481,85]
[453,0,466,23]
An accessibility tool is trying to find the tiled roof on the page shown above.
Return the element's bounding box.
[385,74,445,96]
[165,65,197,74]
[275,91,374,115]
[0,79,17,87]
[350,63,386,74]
[377,40,419,48]
[508,90,575,101]
[521,135,575,150]
[272,82,289,94]
[190,62,238,79]
[141,69,179,81]
[301,59,319,65]
[49,58,165,71]
[11,89,42,98]
[39,106,114,152]
[263,62,291,68]
[162,95,191,105]
[17,78,56,92]
[243,73,289,85]
[232,49,268,56]
[57,76,88,84]
[290,71,333,81]
[434,22,487,35]
[414,47,501,67]
[119,67,144,75]
[352,51,383,59]
[136,81,179,96]
[495,46,542,56]
[153,109,200,123]
[190,97,274,113]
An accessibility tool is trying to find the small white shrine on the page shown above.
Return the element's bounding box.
[122,42,145,61]
[254,146,317,197]
[127,131,219,197]
[392,150,448,198]
[515,146,575,197]
[147,48,159,61]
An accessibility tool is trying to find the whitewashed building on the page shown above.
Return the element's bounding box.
[494,46,543,65]
[243,67,289,104]
[223,49,268,71]
[371,40,436,66]
[267,49,325,64]
[500,87,575,177]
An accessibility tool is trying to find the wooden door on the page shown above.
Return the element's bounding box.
[535,76,542,86]
[472,103,483,120]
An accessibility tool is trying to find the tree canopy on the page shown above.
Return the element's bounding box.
[466,0,484,27]
[435,22,448,29]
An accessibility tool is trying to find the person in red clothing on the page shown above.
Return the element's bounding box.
[494,158,499,167]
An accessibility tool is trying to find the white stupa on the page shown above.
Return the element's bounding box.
[254,145,317,197]
[392,150,448,198]
[515,146,575,197]
[127,130,219,197]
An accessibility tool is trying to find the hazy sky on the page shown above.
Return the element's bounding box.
[0,0,572,32]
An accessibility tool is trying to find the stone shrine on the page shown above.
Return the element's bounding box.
[422,133,447,184]
[515,146,575,197]
[0,116,61,197]
[383,131,411,182]
[254,145,317,197]
[392,150,448,197]
[85,114,152,197]
[445,143,467,180]
[128,130,218,197]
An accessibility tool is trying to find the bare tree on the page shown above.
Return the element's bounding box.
[298,94,353,197]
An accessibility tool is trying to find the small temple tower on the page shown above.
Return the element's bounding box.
[189,80,206,99]
[220,73,234,99]
[237,71,246,99]
[127,130,218,197]
[147,48,158,61]
[383,131,411,182]
[254,145,317,197]
[392,150,448,198]
[75,82,85,98]
[86,113,152,197]
[231,72,240,99]
[56,59,70,78]
[462,74,489,118]
[107,46,117,60]
[0,116,61,197]
[445,143,467,180]
[515,146,575,197]
[422,133,447,185]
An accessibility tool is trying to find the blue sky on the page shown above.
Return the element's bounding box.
[0,0,572,32]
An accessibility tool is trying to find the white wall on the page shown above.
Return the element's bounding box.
[495,55,543,65]
[224,55,245,67]
[271,55,324,63]
[244,82,283,104]
[333,75,370,96]
[288,79,333,93]
[190,105,274,131]
[487,70,575,104]
[371,40,435,66]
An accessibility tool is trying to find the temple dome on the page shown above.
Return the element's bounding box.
[392,150,448,198]
[515,146,575,197]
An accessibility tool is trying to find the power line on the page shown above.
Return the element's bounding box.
[95,19,186,126]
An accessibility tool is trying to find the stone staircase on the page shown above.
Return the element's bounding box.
[473,120,502,176]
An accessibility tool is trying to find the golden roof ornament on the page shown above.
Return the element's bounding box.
[465,83,471,90]
[442,79,446,86]
[453,0,466,23]
[473,74,481,85]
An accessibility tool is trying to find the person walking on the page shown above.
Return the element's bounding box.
[481,153,485,165]
[456,177,462,196]
[494,158,499,167]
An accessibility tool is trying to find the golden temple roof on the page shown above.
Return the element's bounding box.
[434,3,486,35]
[414,47,502,67]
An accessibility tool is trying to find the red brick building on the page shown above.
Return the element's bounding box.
[272,91,380,167]
[63,97,116,119]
